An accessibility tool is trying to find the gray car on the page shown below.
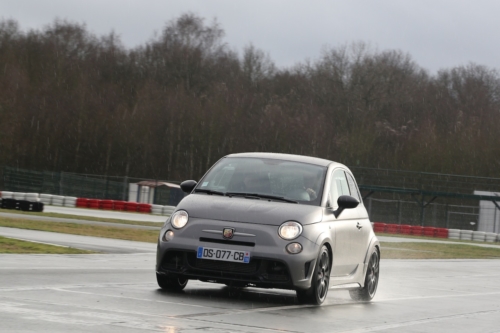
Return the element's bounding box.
[156,152,380,305]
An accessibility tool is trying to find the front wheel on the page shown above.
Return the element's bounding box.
[296,245,331,305]
[349,249,379,301]
[156,273,188,291]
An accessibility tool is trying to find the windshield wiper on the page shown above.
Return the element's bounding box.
[226,192,298,203]
[194,189,226,196]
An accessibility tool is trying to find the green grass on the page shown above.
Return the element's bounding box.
[0,235,94,254]
[0,216,159,243]
[380,241,500,259]
[376,232,500,246]
[0,209,164,227]
[2,214,500,259]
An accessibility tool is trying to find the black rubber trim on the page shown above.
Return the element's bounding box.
[199,237,255,247]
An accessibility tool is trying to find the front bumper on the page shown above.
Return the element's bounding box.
[156,218,320,290]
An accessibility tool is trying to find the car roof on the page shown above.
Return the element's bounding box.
[224,152,344,168]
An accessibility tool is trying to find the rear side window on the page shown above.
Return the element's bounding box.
[346,173,361,202]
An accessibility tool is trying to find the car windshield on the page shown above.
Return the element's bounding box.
[195,157,326,206]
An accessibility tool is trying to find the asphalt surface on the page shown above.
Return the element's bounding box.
[0,227,156,254]
[1,214,500,332]
[1,251,500,332]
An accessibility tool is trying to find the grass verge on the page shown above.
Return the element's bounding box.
[0,209,164,227]
[0,217,159,243]
[377,232,500,246]
[2,216,500,259]
[0,235,94,254]
[380,241,500,259]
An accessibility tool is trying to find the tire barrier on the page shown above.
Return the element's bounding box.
[138,203,152,213]
[373,222,385,233]
[1,198,17,209]
[448,229,460,239]
[410,226,424,236]
[151,204,163,215]
[40,194,53,205]
[472,231,486,242]
[88,199,100,209]
[435,228,449,238]
[99,200,114,210]
[400,225,412,235]
[113,201,126,211]
[485,232,498,243]
[76,198,88,208]
[162,206,175,216]
[13,192,26,200]
[51,195,64,206]
[385,224,401,234]
[125,202,138,212]
[423,227,436,237]
[63,197,77,208]
[1,191,13,199]
[0,198,44,212]
[460,230,473,241]
[25,193,40,202]
[2,190,178,217]
[372,222,500,242]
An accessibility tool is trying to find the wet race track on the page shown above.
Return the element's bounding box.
[1,229,500,333]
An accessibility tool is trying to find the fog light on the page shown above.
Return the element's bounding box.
[286,242,303,254]
[163,230,174,242]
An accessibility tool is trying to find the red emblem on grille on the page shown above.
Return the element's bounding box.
[223,228,235,239]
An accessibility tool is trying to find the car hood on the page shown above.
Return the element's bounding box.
[176,194,323,226]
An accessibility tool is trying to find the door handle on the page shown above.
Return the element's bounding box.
[356,222,362,230]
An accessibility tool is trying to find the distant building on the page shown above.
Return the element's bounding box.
[129,181,185,206]
[474,190,500,233]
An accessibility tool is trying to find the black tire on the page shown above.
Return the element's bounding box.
[296,245,331,305]
[156,273,188,291]
[350,249,379,301]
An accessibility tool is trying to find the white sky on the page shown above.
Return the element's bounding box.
[1,0,499,73]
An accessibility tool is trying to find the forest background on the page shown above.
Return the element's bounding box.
[1,13,499,182]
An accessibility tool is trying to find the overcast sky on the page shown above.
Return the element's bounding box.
[1,0,499,73]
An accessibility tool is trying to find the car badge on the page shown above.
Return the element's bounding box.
[223,228,235,239]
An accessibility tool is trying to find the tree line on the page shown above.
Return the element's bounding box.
[1,13,499,181]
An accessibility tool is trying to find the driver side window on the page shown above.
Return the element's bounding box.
[328,169,349,209]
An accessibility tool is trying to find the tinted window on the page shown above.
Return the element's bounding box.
[197,157,326,206]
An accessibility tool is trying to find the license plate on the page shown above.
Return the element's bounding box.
[197,246,250,263]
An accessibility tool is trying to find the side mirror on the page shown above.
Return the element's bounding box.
[180,180,197,193]
[333,195,359,218]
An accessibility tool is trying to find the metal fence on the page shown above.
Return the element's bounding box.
[2,165,500,228]
[351,166,500,194]
[364,197,489,231]
[351,167,500,230]
[0,166,181,206]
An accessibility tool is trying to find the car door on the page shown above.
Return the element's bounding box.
[345,171,372,270]
[329,169,360,276]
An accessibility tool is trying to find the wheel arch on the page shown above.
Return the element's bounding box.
[314,232,335,269]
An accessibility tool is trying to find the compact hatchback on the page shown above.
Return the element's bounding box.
[156,153,380,304]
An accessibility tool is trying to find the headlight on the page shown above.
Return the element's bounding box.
[171,210,189,229]
[278,221,303,240]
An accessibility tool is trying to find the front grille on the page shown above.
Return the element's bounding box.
[159,250,293,287]
[266,274,289,281]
